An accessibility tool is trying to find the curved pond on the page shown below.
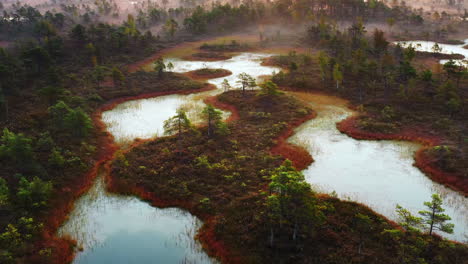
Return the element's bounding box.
[59,50,467,264]
[288,92,467,242]
[395,39,468,66]
[102,53,281,143]
[58,172,213,264]
[58,53,281,263]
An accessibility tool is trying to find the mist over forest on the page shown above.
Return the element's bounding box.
[0,0,467,263]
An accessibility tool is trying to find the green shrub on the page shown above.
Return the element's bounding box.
[16,177,52,210]
[0,178,9,207]
[198,197,212,212]
[49,101,93,138]
[0,129,35,166]
[195,155,211,169]
[380,106,396,121]
[36,132,55,152]
[358,118,399,133]
[48,148,65,169]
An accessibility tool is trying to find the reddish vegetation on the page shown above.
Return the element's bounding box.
[184,69,232,81]
[206,95,315,171]
[104,92,317,263]
[260,57,277,67]
[338,116,467,196]
[105,167,239,264]
[414,150,468,196]
[204,95,240,123]
[196,217,243,264]
[41,84,215,264]
[182,53,232,62]
[270,112,316,170]
[39,108,119,264]
[104,124,239,264]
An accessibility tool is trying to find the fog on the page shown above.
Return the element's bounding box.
[0,0,215,25]
[382,0,467,15]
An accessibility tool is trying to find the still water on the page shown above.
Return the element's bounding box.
[58,53,281,263]
[102,53,281,143]
[288,92,467,242]
[59,51,466,264]
[395,39,468,66]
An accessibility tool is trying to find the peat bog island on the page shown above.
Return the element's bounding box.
[0,0,467,263]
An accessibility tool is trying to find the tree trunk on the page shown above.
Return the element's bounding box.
[293,220,298,241]
[269,227,275,247]
[429,205,436,235]
[208,113,212,136]
[178,117,182,135]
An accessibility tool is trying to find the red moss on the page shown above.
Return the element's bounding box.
[260,57,277,67]
[204,96,240,123]
[184,69,232,81]
[105,161,239,263]
[101,94,243,263]
[182,54,232,62]
[196,217,243,264]
[414,150,468,196]
[270,112,317,171]
[39,84,216,264]
[103,94,317,263]
[38,111,118,264]
[338,116,467,196]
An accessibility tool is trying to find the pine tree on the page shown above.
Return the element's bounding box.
[333,63,343,90]
[154,58,166,78]
[163,109,193,138]
[112,67,125,87]
[258,80,282,96]
[221,79,231,92]
[418,194,454,236]
[202,104,227,137]
[395,204,422,232]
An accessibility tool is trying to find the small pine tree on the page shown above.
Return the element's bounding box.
[17,177,53,210]
[0,178,9,208]
[202,104,227,137]
[38,85,65,105]
[63,108,93,138]
[163,108,192,138]
[258,80,283,96]
[395,204,422,232]
[236,73,253,96]
[221,79,231,92]
[333,63,343,90]
[112,67,125,87]
[154,58,166,78]
[167,62,174,72]
[418,194,454,236]
[0,129,34,165]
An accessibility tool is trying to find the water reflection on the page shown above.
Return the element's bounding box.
[59,52,281,263]
[58,174,214,264]
[102,53,281,143]
[395,39,468,66]
[289,93,467,241]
